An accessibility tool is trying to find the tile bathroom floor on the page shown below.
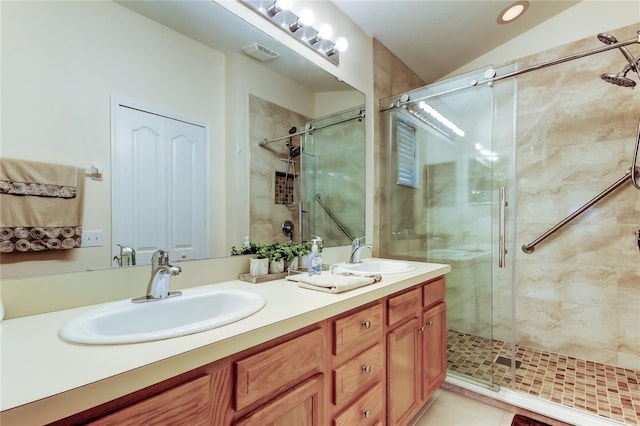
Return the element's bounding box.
[447,330,640,425]
[413,388,515,426]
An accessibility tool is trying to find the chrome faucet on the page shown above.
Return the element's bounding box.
[132,250,182,303]
[113,244,136,267]
[349,236,373,264]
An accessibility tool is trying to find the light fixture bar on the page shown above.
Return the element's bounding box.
[240,0,346,65]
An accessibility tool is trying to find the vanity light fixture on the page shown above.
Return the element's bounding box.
[266,0,292,17]
[241,0,348,65]
[289,9,313,32]
[498,0,529,24]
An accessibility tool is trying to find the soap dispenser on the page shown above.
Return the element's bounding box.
[308,236,323,276]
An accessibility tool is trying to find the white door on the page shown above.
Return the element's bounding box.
[113,104,208,265]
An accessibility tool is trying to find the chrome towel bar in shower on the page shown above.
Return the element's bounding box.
[522,167,640,253]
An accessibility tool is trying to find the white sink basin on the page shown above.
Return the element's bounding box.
[59,288,266,345]
[337,259,415,275]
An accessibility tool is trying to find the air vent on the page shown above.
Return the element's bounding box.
[242,43,280,61]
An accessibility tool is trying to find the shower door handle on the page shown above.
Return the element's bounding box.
[498,187,508,268]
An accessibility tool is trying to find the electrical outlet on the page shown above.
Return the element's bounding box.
[82,230,104,247]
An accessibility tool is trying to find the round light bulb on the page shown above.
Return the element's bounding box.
[335,37,348,52]
[318,24,333,40]
[298,9,314,26]
[275,0,292,11]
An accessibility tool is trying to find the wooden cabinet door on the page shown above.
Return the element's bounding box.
[422,302,447,402]
[387,317,421,426]
[88,375,212,426]
[234,374,324,426]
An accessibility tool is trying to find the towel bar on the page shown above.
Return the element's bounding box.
[85,163,103,181]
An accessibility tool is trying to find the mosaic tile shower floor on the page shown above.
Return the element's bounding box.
[447,330,640,425]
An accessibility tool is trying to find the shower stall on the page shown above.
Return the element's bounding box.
[252,98,366,247]
[379,26,640,425]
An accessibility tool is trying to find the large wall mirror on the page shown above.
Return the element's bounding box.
[1,0,365,278]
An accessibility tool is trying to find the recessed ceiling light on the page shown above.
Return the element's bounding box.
[498,0,529,24]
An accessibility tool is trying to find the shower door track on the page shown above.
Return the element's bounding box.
[522,167,640,253]
[382,33,640,111]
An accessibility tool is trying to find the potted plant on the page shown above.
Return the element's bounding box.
[230,242,269,277]
[265,243,286,274]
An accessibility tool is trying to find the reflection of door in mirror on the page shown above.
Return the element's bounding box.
[112,102,209,265]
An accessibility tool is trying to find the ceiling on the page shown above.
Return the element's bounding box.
[333,0,580,83]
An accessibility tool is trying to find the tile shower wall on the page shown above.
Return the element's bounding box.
[372,39,425,251]
[249,95,308,245]
[514,23,640,370]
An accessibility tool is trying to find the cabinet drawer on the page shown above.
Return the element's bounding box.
[333,382,384,426]
[423,277,445,308]
[333,304,383,357]
[387,288,421,326]
[333,343,383,405]
[235,327,324,410]
[89,375,211,426]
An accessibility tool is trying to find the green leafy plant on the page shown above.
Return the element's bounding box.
[230,241,317,261]
[230,242,265,257]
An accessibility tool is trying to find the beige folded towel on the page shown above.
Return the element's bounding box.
[286,271,382,294]
[0,158,79,198]
[0,159,85,252]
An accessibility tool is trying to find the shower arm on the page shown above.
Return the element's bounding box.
[383,33,640,111]
[522,167,640,254]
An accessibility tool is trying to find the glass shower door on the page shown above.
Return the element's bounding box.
[379,66,516,390]
[301,106,366,246]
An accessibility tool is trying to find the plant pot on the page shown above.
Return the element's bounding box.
[249,257,269,277]
[269,259,285,274]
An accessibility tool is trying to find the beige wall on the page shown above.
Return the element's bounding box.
[1,1,227,277]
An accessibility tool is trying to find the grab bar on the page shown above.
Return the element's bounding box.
[523,167,640,253]
[314,194,355,241]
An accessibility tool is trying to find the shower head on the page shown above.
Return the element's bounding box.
[600,64,636,88]
[597,32,618,45]
[597,32,638,65]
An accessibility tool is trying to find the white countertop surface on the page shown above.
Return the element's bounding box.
[0,259,449,424]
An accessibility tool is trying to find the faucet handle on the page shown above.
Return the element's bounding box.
[151,249,169,269]
[353,236,366,245]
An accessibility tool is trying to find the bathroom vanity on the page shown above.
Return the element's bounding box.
[0,260,449,426]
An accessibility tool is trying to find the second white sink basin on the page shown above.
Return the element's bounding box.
[337,259,415,275]
[59,287,266,345]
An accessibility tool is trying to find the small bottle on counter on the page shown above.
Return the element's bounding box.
[308,237,322,276]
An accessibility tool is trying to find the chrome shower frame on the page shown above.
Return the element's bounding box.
[383,31,640,111]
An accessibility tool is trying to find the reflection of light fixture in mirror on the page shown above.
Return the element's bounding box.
[289,9,313,32]
[266,0,292,17]
[325,37,349,56]
[241,0,347,65]
[498,1,529,24]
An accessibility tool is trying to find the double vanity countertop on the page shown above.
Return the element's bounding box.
[0,259,449,425]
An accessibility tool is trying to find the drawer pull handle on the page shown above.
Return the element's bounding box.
[426,320,433,326]
[361,320,371,329]
[362,409,371,419]
[362,365,372,375]
[418,326,424,333]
